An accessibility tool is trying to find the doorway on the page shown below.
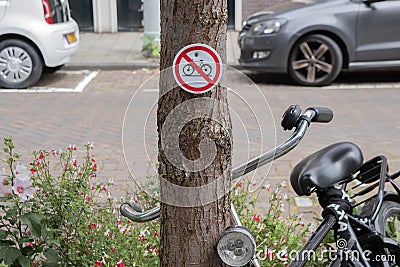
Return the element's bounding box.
[117,0,144,31]
[69,0,94,31]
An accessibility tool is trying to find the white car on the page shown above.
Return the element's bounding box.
[0,0,79,88]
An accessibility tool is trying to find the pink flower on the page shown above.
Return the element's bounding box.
[88,141,94,149]
[237,182,243,188]
[38,152,45,160]
[119,225,129,235]
[253,214,261,222]
[15,164,30,181]
[117,260,125,267]
[111,247,116,253]
[30,168,37,174]
[153,246,158,255]
[95,261,103,267]
[88,223,97,230]
[101,184,107,192]
[51,149,56,157]
[13,177,35,201]
[68,144,77,151]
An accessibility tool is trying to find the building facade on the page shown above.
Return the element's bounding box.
[69,0,283,33]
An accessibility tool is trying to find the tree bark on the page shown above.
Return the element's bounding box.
[158,0,231,266]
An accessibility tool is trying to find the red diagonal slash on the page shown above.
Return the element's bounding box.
[182,53,213,84]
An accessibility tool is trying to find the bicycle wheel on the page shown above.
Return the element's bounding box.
[183,64,194,76]
[201,64,212,75]
[373,200,400,266]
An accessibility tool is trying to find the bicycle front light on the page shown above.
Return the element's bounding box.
[217,226,256,267]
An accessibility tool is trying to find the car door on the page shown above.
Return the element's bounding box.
[356,0,400,61]
[0,0,8,21]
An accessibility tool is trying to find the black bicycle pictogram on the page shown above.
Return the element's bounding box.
[182,53,213,77]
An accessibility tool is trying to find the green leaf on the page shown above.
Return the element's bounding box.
[0,245,22,265]
[44,248,60,263]
[0,240,16,247]
[46,239,61,247]
[42,262,60,267]
[0,230,9,240]
[20,244,34,257]
[17,256,32,267]
[19,212,44,237]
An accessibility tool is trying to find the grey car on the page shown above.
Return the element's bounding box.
[239,0,400,86]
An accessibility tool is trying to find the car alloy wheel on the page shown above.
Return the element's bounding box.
[0,39,43,89]
[288,34,342,86]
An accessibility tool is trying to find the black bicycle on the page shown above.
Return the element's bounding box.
[281,106,400,267]
[121,105,400,267]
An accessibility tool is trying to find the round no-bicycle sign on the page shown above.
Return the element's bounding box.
[173,43,223,94]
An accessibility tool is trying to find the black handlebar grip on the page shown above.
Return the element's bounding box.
[307,107,334,123]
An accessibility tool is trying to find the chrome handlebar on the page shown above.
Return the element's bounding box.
[120,109,318,223]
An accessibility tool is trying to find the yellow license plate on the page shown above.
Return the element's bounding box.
[65,32,77,44]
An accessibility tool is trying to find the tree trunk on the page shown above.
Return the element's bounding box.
[158,0,231,266]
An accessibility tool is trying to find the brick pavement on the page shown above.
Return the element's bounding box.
[1,70,400,223]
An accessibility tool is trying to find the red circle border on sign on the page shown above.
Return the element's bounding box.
[173,44,222,93]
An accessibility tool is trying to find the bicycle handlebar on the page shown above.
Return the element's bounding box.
[120,106,332,223]
[307,107,334,123]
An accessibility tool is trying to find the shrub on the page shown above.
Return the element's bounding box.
[0,137,315,266]
[0,138,159,267]
[232,181,313,266]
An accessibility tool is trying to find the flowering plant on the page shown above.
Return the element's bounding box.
[0,138,160,267]
[232,180,313,266]
[0,137,57,266]
[1,136,318,267]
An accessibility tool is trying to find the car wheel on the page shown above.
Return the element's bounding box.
[0,39,43,89]
[288,34,342,86]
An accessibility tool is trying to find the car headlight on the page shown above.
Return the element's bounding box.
[252,19,286,34]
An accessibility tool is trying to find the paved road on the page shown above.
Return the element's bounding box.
[0,69,399,220]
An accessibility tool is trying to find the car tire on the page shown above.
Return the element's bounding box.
[288,34,343,86]
[0,39,43,89]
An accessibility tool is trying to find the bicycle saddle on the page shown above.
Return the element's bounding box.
[290,142,363,196]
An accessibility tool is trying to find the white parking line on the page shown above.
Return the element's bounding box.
[0,70,99,93]
[323,83,400,90]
